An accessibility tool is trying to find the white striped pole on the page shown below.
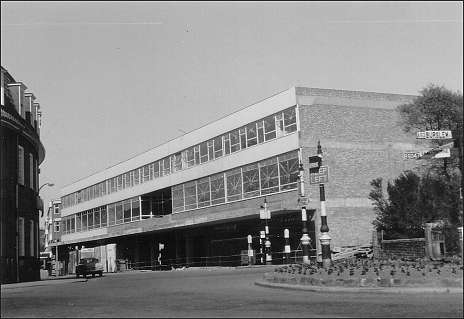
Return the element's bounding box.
[299,162,311,264]
[259,231,265,265]
[284,228,290,264]
[247,235,253,265]
[317,141,332,269]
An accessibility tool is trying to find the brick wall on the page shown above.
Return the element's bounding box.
[298,98,420,249]
[380,238,426,260]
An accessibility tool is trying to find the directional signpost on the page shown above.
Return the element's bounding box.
[404,131,454,160]
[309,166,329,184]
[416,130,453,140]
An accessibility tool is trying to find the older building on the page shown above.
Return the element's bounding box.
[57,87,420,271]
[1,66,46,283]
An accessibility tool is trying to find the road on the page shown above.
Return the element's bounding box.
[1,266,463,318]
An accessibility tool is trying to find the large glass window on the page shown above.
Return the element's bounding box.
[207,140,214,161]
[194,145,200,165]
[260,157,279,194]
[213,136,223,159]
[117,175,123,191]
[239,128,247,150]
[210,173,225,205]
[283,107,297,133]
[153,161,160,178]
[257,121,264,143]
[101,206,107,227]
[223,133,231,155]
[172,185,185,213]
[88,210,94,229]
[82,211,88,231]
[186,148,195,167]
[76,213,81,232]
[230,129,240,153]
[143,165,150,183]
[200,142,208,164]
[123,200,131,223]
[184,181,197,210]
[278,151,299,190]
[115,203,123,224]
[197,177,211,208]
[226,168,242,202]
[242,163,260,198]
[131,197,140,221]
[276,113,284,137]
[246,123,257,148]
[264,115,276,141]
[163,157,171,176]
[125,172,131,188]
[108,204,115,225]
[172,153,182,172]
[133,169,140,185]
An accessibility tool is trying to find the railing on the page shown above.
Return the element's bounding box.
[124,249,317,271]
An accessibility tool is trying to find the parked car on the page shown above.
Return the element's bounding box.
[76,258,104,278]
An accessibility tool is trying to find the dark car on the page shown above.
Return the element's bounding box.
[76,258,104,278]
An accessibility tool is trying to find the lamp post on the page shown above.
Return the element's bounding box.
[298,162,311,264]
[39,182,54,193]
[317,141,332,269]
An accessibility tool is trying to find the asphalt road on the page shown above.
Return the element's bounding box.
[1,266,463,318]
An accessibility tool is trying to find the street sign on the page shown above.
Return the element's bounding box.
[403,151,426,160]
[309,166,329,184]
[416,130,453,140]
[299,196,309,206]
[434,148,451,159]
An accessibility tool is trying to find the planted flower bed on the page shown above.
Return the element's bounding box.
[265,256,463,288]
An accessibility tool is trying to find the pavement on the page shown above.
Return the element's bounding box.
[255,278,464,294]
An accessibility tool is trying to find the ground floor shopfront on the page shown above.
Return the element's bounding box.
[55,208,316,274]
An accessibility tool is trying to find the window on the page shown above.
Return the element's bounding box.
[200,142,208,164]
[242,163,260,198]
[54,221,60,232]
[246,123,257,148]
[108,204,116,226]
[34,158,38,191]
[278,151,299,190]
[184,181,197,210]
[283,107,297,133]
[29,153,34,189]
[172,185,185,213]
[18,146,24,185]
[264,115,276,141]
[131,197,140,221]
[82,211,88,231]
[133,169,140,185]
[226,168,242,202]
[137,168,143,184]
[101,206,107,227]
[210,173,225,205]
[223,133,231,155]
[276,113,284,138]
[143,165,150,183]
[94,208,101,228]
[172,153,182,172]
[163,157,171,176]
[124,172,131,188]
[213,136,223,159]
[123,200,131,223]
[197,177,211,208]
[257,121,264,143]
[185,148,195,168]
[153,161,160,178]
[115,203,123,224]
[71,217,75,233]
[260,157,279,195]
[207,140,214,161]
[230,129,240,153]
[239,128,247,150]
[194,145,200,165]
[29,220,35,257]
[76,213,81,232]
[111,177,117,192]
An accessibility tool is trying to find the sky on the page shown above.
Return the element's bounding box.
[1,1,463,228]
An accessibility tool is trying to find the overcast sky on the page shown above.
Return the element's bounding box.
[1,1,462,227]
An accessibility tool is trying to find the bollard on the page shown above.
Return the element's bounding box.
[260,231,265,265]
[284,228,290,264]
[247,235,253,265]
[265,239,272,265]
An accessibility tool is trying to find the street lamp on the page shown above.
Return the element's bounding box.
[39,182,54,193]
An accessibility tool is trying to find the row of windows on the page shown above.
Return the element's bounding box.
[17,145,38,191]
[61,197,141,234]
[172,150,299,213]
[60,150,300,236]
[62,106,298,209]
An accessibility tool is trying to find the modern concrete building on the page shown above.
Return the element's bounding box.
[57,87,421,270]
[1,66,45,283]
